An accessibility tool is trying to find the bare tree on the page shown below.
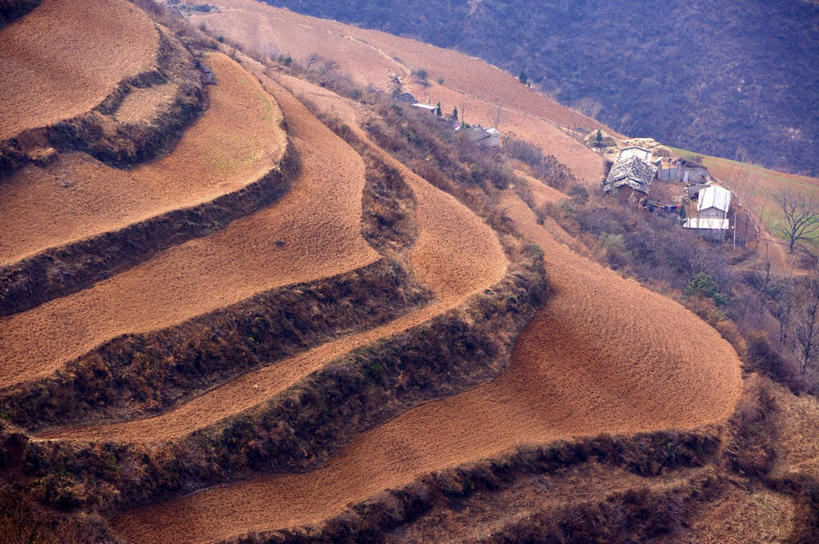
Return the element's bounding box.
[305,53,320,70]
[792,277,819,373]
[778,190,819,253]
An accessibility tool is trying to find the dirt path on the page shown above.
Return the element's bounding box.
[39,73,508,443]
[0,78,378,388]
[181,0,606,185]
[0,0,158,140]
[0,53,285,265]
[110,116,742,544]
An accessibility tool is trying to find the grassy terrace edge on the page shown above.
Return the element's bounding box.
[227,426,722,543]
[1,137,433,429]
[0,136,295,317]
[0,256,433,430]
[0,25,205,176]
[18,239,545,514]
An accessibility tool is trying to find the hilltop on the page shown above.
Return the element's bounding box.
[260,0,819,177]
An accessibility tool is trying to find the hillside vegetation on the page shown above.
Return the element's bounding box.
[263,0,819,176]
[0,1,815,543]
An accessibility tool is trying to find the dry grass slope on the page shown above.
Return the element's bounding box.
[180,0,606,185]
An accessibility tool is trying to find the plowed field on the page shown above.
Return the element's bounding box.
[0,0,157,140]
[39,73,508,443]
[0,53,284,265]
[109,99,742,544]
[0,77,377,388]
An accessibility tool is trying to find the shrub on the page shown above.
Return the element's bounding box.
[684,272,727,306]
[568,184,589,204]
[746,333,801,392]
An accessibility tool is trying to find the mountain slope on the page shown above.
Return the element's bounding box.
[262,0,819,176]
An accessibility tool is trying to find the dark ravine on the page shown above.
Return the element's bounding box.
[0,0,39,28]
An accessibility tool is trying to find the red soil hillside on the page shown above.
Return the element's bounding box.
[110,80,742,544]
[0,0,158,140]
[0,53,285,265]
[178,0,607,185]
[0,72,379,388]
[38,71,508,444]
[0,3,767,541]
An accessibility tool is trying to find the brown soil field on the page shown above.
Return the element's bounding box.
[110,163,742,544]
[114,83,180,124]
[0,76,378,389]
[39,71,508,443]
[0,53,284,265]
[179,0,606,185]
[0,0,158,140]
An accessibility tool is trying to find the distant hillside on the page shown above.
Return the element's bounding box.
[263,0,819,176]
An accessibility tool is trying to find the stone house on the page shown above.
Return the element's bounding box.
[603,146,657,194]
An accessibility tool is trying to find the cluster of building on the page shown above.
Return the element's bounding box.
[603,146,733,239]
[400,93,501,147]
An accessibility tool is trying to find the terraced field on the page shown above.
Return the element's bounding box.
[35,74,506,443]
[179,0,607,185]
[0,76,381,389]
[0,0,158,140]
[104,76,742,544]
[0,53,284,265]
[0,3,759,543]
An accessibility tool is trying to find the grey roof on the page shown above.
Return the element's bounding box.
[603,155,658,194]
[619,146,651,161]
[697,185,731,213]
[459,125,498,142]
